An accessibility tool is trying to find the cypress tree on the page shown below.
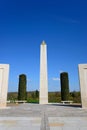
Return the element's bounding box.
[60,72,70,101]
[18,74,27,100]
[35,90,39,98]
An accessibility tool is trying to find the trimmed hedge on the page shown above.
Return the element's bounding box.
[60,72,70,101]
[18,74,27,100]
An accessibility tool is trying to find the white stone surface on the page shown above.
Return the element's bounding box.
[1,103,87,130]
[0,64,9,108]
[39,41,48,104]
[0,117,41,130]
[78,64,87,108]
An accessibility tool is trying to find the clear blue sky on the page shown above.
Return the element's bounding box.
[0,0,87,92]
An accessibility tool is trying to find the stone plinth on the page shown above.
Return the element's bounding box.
[39,41,48,104]
[78,64,87,108]
[0,64,9,108]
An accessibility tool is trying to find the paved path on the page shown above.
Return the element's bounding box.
[0,103,87,130]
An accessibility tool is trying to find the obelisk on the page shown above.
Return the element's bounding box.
[39,41,48,104]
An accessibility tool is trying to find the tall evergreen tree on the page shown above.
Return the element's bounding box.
[35,90,39,98]
[60,72,70,101]
[18,74,27,100]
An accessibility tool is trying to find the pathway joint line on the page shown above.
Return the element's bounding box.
[40,111,50,130]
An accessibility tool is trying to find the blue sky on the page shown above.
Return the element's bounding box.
[0,0,87,92]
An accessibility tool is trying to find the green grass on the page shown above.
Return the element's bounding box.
[7,91,81,103]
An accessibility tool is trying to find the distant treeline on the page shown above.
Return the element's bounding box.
[7,90,81,103]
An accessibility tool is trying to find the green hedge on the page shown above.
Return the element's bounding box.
[18,74,27,100]
[60,72,70,101]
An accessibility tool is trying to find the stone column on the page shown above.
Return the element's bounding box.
[78,64,87,108]
[0,64,9,108]
[39,41,48,104]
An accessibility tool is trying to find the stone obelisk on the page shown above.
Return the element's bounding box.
[39,41,48,104]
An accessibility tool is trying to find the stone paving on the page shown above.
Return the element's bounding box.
[0,103,87,130]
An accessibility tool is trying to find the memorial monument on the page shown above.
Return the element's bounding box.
[39,41,48,104]
[0,64,9,108]
[78,64,87,108]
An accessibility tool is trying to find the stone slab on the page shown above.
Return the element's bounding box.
[0,64,9,108]
[78,64,87,108]
[49,117,87,130]
[0,117,41,130]
[0,103,87,130]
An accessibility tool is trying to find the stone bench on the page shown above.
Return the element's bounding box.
[7,100,27,104]
[61,101,73,104]
[6,100,11,103]
[14,100,27,104]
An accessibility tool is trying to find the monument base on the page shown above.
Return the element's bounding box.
[39,97,48,104]
[0,103,6,107]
